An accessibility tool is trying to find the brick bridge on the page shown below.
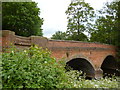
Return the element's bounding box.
[1,30,119,79]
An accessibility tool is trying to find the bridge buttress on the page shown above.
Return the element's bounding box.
[95,68,103,79]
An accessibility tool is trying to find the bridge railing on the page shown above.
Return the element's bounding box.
[0,30,48,51]
[48,39,117,51]
[0,30,117,52]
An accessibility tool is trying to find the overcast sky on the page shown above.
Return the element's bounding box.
[32,0,113,38]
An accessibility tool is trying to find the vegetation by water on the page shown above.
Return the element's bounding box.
[1,46,119,88]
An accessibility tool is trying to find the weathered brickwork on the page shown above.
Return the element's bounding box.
[1,30,119,78]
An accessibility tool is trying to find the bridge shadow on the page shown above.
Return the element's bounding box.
[65,58,95,80]
[101,55,120,78]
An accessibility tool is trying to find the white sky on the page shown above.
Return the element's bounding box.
[32,0,113,38]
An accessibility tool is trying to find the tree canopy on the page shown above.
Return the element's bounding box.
[2,2,43,36]
[51,30,88,41]
[51,31,67,40]
[65,0,94,41]
[90,1,119,46]
[52,0,94,41]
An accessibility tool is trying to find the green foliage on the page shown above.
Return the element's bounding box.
[90,1,119,46]
[2,46,119,88]
[66,32,88,41]
[2,2,43,37]
[51,31,88,41]
[51,31,67,40]
[65,0,94,41]
[2,46,69,88]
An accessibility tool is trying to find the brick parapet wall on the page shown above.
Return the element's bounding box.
[47,40,116,51]
[0,30,117,54]
[1,30,15,47]
[15,35,31,46]
[0,30,49,51]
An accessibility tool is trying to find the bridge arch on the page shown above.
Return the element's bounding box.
[101,55,119,77]
[65,57,95,79]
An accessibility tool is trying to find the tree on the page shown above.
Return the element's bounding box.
[90,16,117,44]
[116,1,120,47]
[2,2,43,36]
[51,30,88,41]
[90,1,119,45]
[51,31,67,40]
[65,0,94,41]
[66,32,88,41]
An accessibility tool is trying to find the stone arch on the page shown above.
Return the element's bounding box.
[101,55,119,77]
[65,57,95,79]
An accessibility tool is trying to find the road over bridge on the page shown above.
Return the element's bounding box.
[1,30,119,78]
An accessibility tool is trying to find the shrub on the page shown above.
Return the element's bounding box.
[2,45,70,88]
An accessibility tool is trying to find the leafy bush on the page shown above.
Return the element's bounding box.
[2,45,70,88]
[2,45,119,88]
